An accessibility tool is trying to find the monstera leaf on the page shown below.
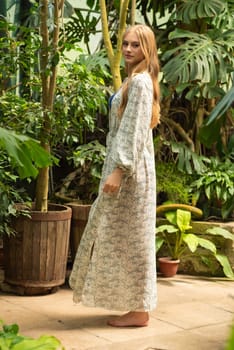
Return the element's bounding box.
[176,0,225,23]
[162,28,234,85]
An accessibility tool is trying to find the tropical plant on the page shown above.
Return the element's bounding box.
[189,157,234,219]
[54,51,109,147]
[147,0,234,167]
[0,127,53,179]
[63,6,101,53]
[199,81,234,149]
[0,320,64,350]
[156,209,234,279]
[0,9,110,216]
[156,162,192,204]
[0,159,29,237]
[56,140,106,203]
[0,127,53,236]
[0,1,66,212]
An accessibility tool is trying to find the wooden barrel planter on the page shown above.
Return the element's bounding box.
[67,203,91,263]
[3,203,71,295]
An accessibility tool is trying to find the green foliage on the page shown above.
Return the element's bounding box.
[205,85,234,124]
[164,141,208,174]
[0,158,30,236]
[0,320,65,349]
[72,140,106,180]
[0,20,22,91]
[154,0,234,157]
[0,127,54,179]
[64,8,100,46]
[0,94,42,138]
[54,51,109,147]
[226,324,234,350]
[0,10,110,211]
[189,157,234,219]
[176,0,225,23]
[156,209,234,278]
[57,140,106,202]
[162,28,234,86]
[156,162,191,204]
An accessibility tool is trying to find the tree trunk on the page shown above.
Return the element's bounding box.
[35,0,64,211]
[99,0,130,91]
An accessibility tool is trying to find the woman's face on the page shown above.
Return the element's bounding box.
[122,31,144,68]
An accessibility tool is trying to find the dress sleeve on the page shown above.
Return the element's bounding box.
[111,74,153,176]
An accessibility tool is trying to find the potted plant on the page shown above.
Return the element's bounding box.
[156,209,234,278]
[1,1,73,295]
[0,126,53,265]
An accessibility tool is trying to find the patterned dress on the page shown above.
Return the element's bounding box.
[69,72,157,312]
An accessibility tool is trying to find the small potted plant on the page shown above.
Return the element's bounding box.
[156,209,234,278]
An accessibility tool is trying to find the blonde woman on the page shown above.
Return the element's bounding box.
[69,24,160,327]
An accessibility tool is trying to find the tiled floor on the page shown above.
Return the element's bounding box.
[0,272,234,350]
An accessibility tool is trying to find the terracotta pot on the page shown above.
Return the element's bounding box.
[158,257,180,277]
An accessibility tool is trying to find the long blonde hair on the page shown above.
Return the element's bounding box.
[119,24,160,128]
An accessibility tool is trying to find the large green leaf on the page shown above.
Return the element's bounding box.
[206,227,234,240]
[0,127,53,179]
[155,236,164,252]
[156,224,178,234]
[177,0,225,24]
[199,115,225,148]
[13,335,63,350]
[183,233,199,253]
[176,209,192,232]
[197,237,217,254]
[203,85,234,126]
[162,29,234,85]
[215,254,234,279]
[169,141,208,174]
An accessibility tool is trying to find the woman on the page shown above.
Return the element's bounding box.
[69,24,160,327]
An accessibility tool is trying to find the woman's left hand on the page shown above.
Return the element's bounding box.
[103,168,123,194]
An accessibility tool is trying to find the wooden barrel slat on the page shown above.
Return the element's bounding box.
[67,203,91,262]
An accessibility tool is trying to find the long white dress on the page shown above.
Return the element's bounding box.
[69,72,157,312]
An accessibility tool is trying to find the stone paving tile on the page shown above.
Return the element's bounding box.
[0,275,233,350]
[155,301,233,330]
[86,322,233,350]
[190,322,233,347]
[86,329,228,350]
[0,299,52,329]
[81,318,180,344]
[23,327,113,350]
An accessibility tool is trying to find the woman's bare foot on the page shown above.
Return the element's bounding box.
[107,311,149,327]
